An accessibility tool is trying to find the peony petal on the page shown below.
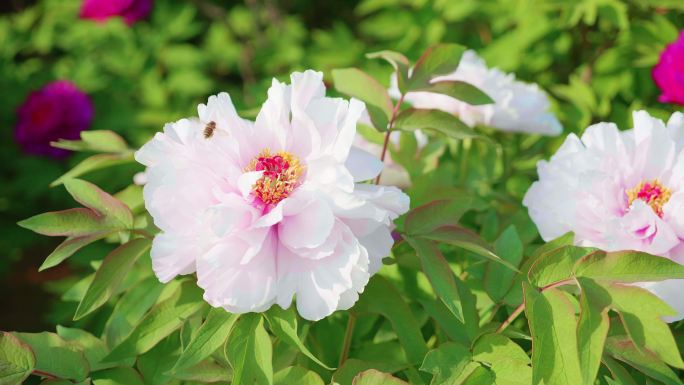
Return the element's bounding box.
[150,232,198,283]
[279,194,334,250]
[197,232,277,313]
[345,146,383,182]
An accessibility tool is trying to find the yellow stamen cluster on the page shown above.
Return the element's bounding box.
[246,149,304,205]
[626,179,671,217]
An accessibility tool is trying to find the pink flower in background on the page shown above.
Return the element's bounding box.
[653,31,684,105]
[524,110,684,321]
[80,0,153,25]
[390,50,562,136]
[15,81,94,159]
[136,70,409,321]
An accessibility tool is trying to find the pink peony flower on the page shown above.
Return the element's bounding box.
[524,110,684,321]
[390,50,562,136]
[15,80,94,159]
[80,0,153,25]
[653,31,684,105]
[135,71,409,320]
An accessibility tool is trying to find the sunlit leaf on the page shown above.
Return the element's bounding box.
[225,313,273,385]
[103,281,205,362]
[352,369,410,385]
[264,305,333,369]
[0,331,35,385]
[406,237,465,322]
[12,332,89,382]
[171,307,239,372]
[523,283,582,385]
[74,238,151,320]
[409,44,466,89]
[394,108,477,140]
[404,198,472,236]
[575,278,611,385]
[574,250,684,282]
[411,81,493,105]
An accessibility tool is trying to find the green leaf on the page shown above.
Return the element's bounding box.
[354,277,428,364]
[103,276,165,348]
[333,359,405,385]
[603,283,683,368]
[574,250,684,282]
[39,231,113,271]
[485,226,523,302]
[225,313,273,385]
[18,208,112,237]
[575,278,611,385]
[528,245,592,287]
[405,237,465,322]
[605,337,683,385]
[138,333,182,385]
[63,179,134,230]
[420,342,472,384]
[91,367,145,385]
[56,326,110,371]
[421,225,520,272]
[12,332,89,382]
[274,366,325,385]
[404,198,472,236]
[51,130,129,153]
[74,238,151,320]
[352,369,410,385]
[411,81,493,105]
[523,283,582,385]
[264,306,333,370]
[0,331,35,385]
[472,334,531,385]
[394,108,477,140]
[173,360,231,383]
[171,307,239,372]
[461,366,495,385]
[366,50,410,94]
[332,67,393,129]
[51,153,134,187]
[103,281,205,362]
[409,44,466,89]
[602,354,638,385]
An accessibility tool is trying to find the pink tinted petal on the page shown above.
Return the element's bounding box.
[276,223,365,320]
[332,98,365,162]
[197,233,277,313]
[279,195,334,249]
[345,146,383,182]
[150,232,198,283]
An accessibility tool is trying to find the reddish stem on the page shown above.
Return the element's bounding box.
[496,278,576,333]
[375,94,406,185]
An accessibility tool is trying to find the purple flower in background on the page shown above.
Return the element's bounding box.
[15,81,94,159]
[80,0,153,25]
[653,31,684,105]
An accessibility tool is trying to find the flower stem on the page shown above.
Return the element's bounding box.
[339,313,357,367]
[496,278,576,333]
[32,370,57,379]
[375,94,406,185]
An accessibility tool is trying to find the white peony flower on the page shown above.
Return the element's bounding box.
[390,50,562,136]
[135,70,410,321]
[524,110,684,321]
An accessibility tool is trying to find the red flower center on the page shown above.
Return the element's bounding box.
[626,179,671,217]
[246,150,304,205]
